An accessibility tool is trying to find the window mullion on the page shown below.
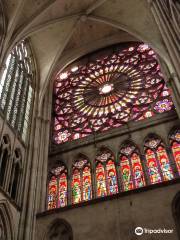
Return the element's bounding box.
[0,55,17,112]
[16,72,28,135]
[7,64,21,124]
[20,82,32,141]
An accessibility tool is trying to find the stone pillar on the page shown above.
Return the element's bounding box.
[148,0,180,111]
[17,89,41,240]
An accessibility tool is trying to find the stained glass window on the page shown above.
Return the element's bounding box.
[72,169,81,204]
[48,165,67,209]
[169,129,180,175]
[58,172,67,207]
[48,176,58,210]
[72,156,92,204]
[144,136,174,184]
[96,162,107,197]
[53,43,174,144]
[0,40,34,142]
[82,166,92,201]
[95,148,118,197]
[119,143,145,191]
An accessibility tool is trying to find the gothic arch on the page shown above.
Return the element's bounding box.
[143,133,174,184]
[71,153,90,175]
[71,154,92,204]
[9,148,22,201]
[95,147,118,197]
[47,163,68,209]
[143,133,168,149]
[0,200,15,240]
[45,218,73,240]
[119,140,146,191]
[0,135,11,188]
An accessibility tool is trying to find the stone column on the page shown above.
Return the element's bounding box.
[17,89,41,240]
[148,0,180,109]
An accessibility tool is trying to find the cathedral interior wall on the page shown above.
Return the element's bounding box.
[36,183,180,240]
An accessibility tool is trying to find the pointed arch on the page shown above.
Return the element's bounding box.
[8,148,22,202]
[119,141,145,191]
[48,163,68,209]
[45,218,73,240]
[144,134,174,184]
[95,147,118,197]
[0,39,35,142]
[72,154,92,204]
[0,135,11,188]
[169,128,180,175]
[0,200,15,240]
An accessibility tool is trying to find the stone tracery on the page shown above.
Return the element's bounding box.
[53,43,174,144]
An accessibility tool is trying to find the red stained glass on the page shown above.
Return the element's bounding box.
[131,153,145,188]
[58,173,67,207]
[120,143,145,191]
[156,146,174,181]
[170,129,180,175]
[82,166,92,201]
[72,156,92,204]
[95,148,118,197]
[145,149,162,184]
[171,141,180,174]
[106,160,118,195]
[120,156,133,191]
[48,176,58,209]
[48,165,68,209]
[96,163,107,197]
[53,43,174,144]
[72,169,81,204]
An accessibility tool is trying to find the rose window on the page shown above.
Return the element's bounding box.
[53,43,174,144]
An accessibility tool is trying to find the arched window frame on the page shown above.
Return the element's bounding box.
[144,134,174,184]
[47,163,68,210]
[0,39,35,143]
[71,155,92,204]
[0,201,15,240]
[45,218,73,240]
[169,128,180,177]
[0,135,11,189]
[95,148,118,198]
[119,141,146,192]
[8,149,22,203]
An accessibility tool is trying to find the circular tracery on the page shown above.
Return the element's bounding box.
[54,43,174,144]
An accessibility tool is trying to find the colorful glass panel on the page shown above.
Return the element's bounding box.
[96,151,113,163]
[58,173,67,207]
[154,99,173,113]
[72,169,81,204]
[146,149,161,184]
[171,141,180,175]
[131,153,145,188]
[156,146,174,181]
[120,156,133,191]
[96,163,107,197]
[106,160,118,195]
[48,176,57,209]
[82,166,92,201]
[53,43,174,144]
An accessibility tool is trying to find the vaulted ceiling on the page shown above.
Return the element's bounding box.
[2,0,167,108]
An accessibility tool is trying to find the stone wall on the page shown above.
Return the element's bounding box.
[36,182,180,240]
